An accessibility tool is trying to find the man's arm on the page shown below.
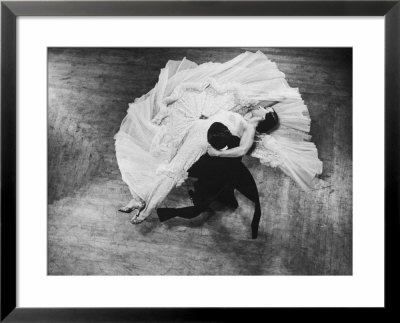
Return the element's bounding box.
[208,120,256,158]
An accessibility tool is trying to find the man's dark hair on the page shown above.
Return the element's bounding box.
[256,109,279,133]
[207,122,232,150]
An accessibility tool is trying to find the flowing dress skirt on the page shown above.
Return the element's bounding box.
[114,51,323,215]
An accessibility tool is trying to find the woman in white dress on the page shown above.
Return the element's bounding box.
[114,51,323,224]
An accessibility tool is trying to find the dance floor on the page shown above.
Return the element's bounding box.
[48,48,352,275]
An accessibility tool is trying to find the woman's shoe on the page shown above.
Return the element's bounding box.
[130,206,147,224]
[130,201,147,224]
[130,214,145,224]
[118,199,145,214]
[118,206,135,213]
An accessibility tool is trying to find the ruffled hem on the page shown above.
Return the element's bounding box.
[115,50,324,214]
[252,134,323,190]
[151,77,252,124]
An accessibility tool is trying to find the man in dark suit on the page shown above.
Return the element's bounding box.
[157,107,279,239]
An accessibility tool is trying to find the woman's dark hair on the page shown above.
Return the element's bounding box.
[256,109,279,133]
[207,122,232,150]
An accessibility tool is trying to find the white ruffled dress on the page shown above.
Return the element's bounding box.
[114,51,323,220]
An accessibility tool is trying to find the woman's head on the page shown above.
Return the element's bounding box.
[207,122,233,150]
[256,108,279,133]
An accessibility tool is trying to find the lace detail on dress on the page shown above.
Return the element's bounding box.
[151,77,258,123]
[252,149,283,168]
[115,51,324,221]
[150,122,193,163]
[154,121,209,187]
[251,135,284,168]
[206,78,258,110]
[150,78,247,161]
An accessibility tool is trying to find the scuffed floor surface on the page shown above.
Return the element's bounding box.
[48,48,352,275]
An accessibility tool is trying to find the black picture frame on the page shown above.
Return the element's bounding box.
[1,1,399,321]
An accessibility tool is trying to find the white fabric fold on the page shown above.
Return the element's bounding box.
[115,51,323,217]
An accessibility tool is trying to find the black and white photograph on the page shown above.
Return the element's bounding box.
[47,47,352,276]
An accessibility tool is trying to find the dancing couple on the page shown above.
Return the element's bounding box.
[114,51,323,239]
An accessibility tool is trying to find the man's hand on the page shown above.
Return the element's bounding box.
[207,146,221,157]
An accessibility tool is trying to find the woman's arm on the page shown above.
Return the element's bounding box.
[208,120,257,158]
